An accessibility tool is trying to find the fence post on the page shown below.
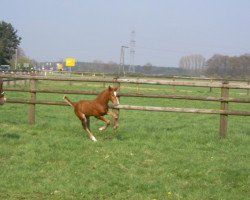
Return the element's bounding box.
[103,73,106,88]
[209,79,213,92]
[172,76,176,92]
[247,81,249,96]
[219,81,229,138]
[28,77,36,125]
[113,77,120,127]
[137,78,139,93]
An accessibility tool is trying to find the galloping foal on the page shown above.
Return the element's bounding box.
[64,86,119,142]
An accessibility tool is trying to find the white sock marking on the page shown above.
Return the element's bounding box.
[99,127,105,131]
[91,136,97,142]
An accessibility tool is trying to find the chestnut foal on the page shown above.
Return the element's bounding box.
[64,86,119,142]
[0,78,6,105]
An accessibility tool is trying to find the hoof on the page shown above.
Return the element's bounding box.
[113,125,119,130]
[91,136,97,142]
[99,126,107,131]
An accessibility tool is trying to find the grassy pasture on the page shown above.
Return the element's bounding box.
[0,80,250,200]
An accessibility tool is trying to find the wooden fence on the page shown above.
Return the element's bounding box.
[1,73,250,138]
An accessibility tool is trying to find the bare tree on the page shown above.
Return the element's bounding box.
[179,54,206,70]
[179,54,206,76]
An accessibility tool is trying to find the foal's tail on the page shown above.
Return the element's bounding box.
[63,95,75,107]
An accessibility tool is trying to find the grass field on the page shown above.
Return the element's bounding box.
[0,80,250,199]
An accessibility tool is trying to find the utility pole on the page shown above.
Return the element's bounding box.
[119,46,129,76]
[129,30,136,73]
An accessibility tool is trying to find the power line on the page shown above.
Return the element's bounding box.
[136,45,189,54]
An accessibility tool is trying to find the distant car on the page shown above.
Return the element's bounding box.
[0,65,10,72]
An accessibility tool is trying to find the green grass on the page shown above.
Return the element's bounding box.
[0,80,250,199]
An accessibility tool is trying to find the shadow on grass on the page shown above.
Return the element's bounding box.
[103,133,125,141]
[1,133,20,140]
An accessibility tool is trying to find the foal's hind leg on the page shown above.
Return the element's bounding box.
[78,113,97,142]
[96,116,110,131]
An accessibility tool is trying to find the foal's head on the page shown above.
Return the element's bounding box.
[108,86,119,106]
[0,79,6,105]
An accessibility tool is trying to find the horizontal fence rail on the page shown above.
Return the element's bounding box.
[1,73,250,138]
[4,88,250,103]
[1,74,250,89]
[119,93,250,103]
[113,105,250,116]
[5,99,250,117]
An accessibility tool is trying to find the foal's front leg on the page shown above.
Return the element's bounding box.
[96,116,110,131]
[107,111,119,129]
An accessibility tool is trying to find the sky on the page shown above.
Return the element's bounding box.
[1,0,250,67]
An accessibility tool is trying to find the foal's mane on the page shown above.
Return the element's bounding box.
[95,88,110,103]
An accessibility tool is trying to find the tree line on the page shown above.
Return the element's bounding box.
[206,54,250,78]
[0,20,35,71]
[179,54,250,78]
[0,21,21,65]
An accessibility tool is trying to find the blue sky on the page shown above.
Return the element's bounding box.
[1,0,250,67]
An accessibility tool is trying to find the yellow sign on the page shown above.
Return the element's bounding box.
[66,58,76,67]
[57,63,63,70]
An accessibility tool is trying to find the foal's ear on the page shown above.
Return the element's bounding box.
[108,85,117,91]
[108,85,113,91]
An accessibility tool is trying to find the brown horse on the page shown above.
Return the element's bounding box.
[64,86,119,142]
[0,78,6,105]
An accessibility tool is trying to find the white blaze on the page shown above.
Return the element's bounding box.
[114,91,119,105]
